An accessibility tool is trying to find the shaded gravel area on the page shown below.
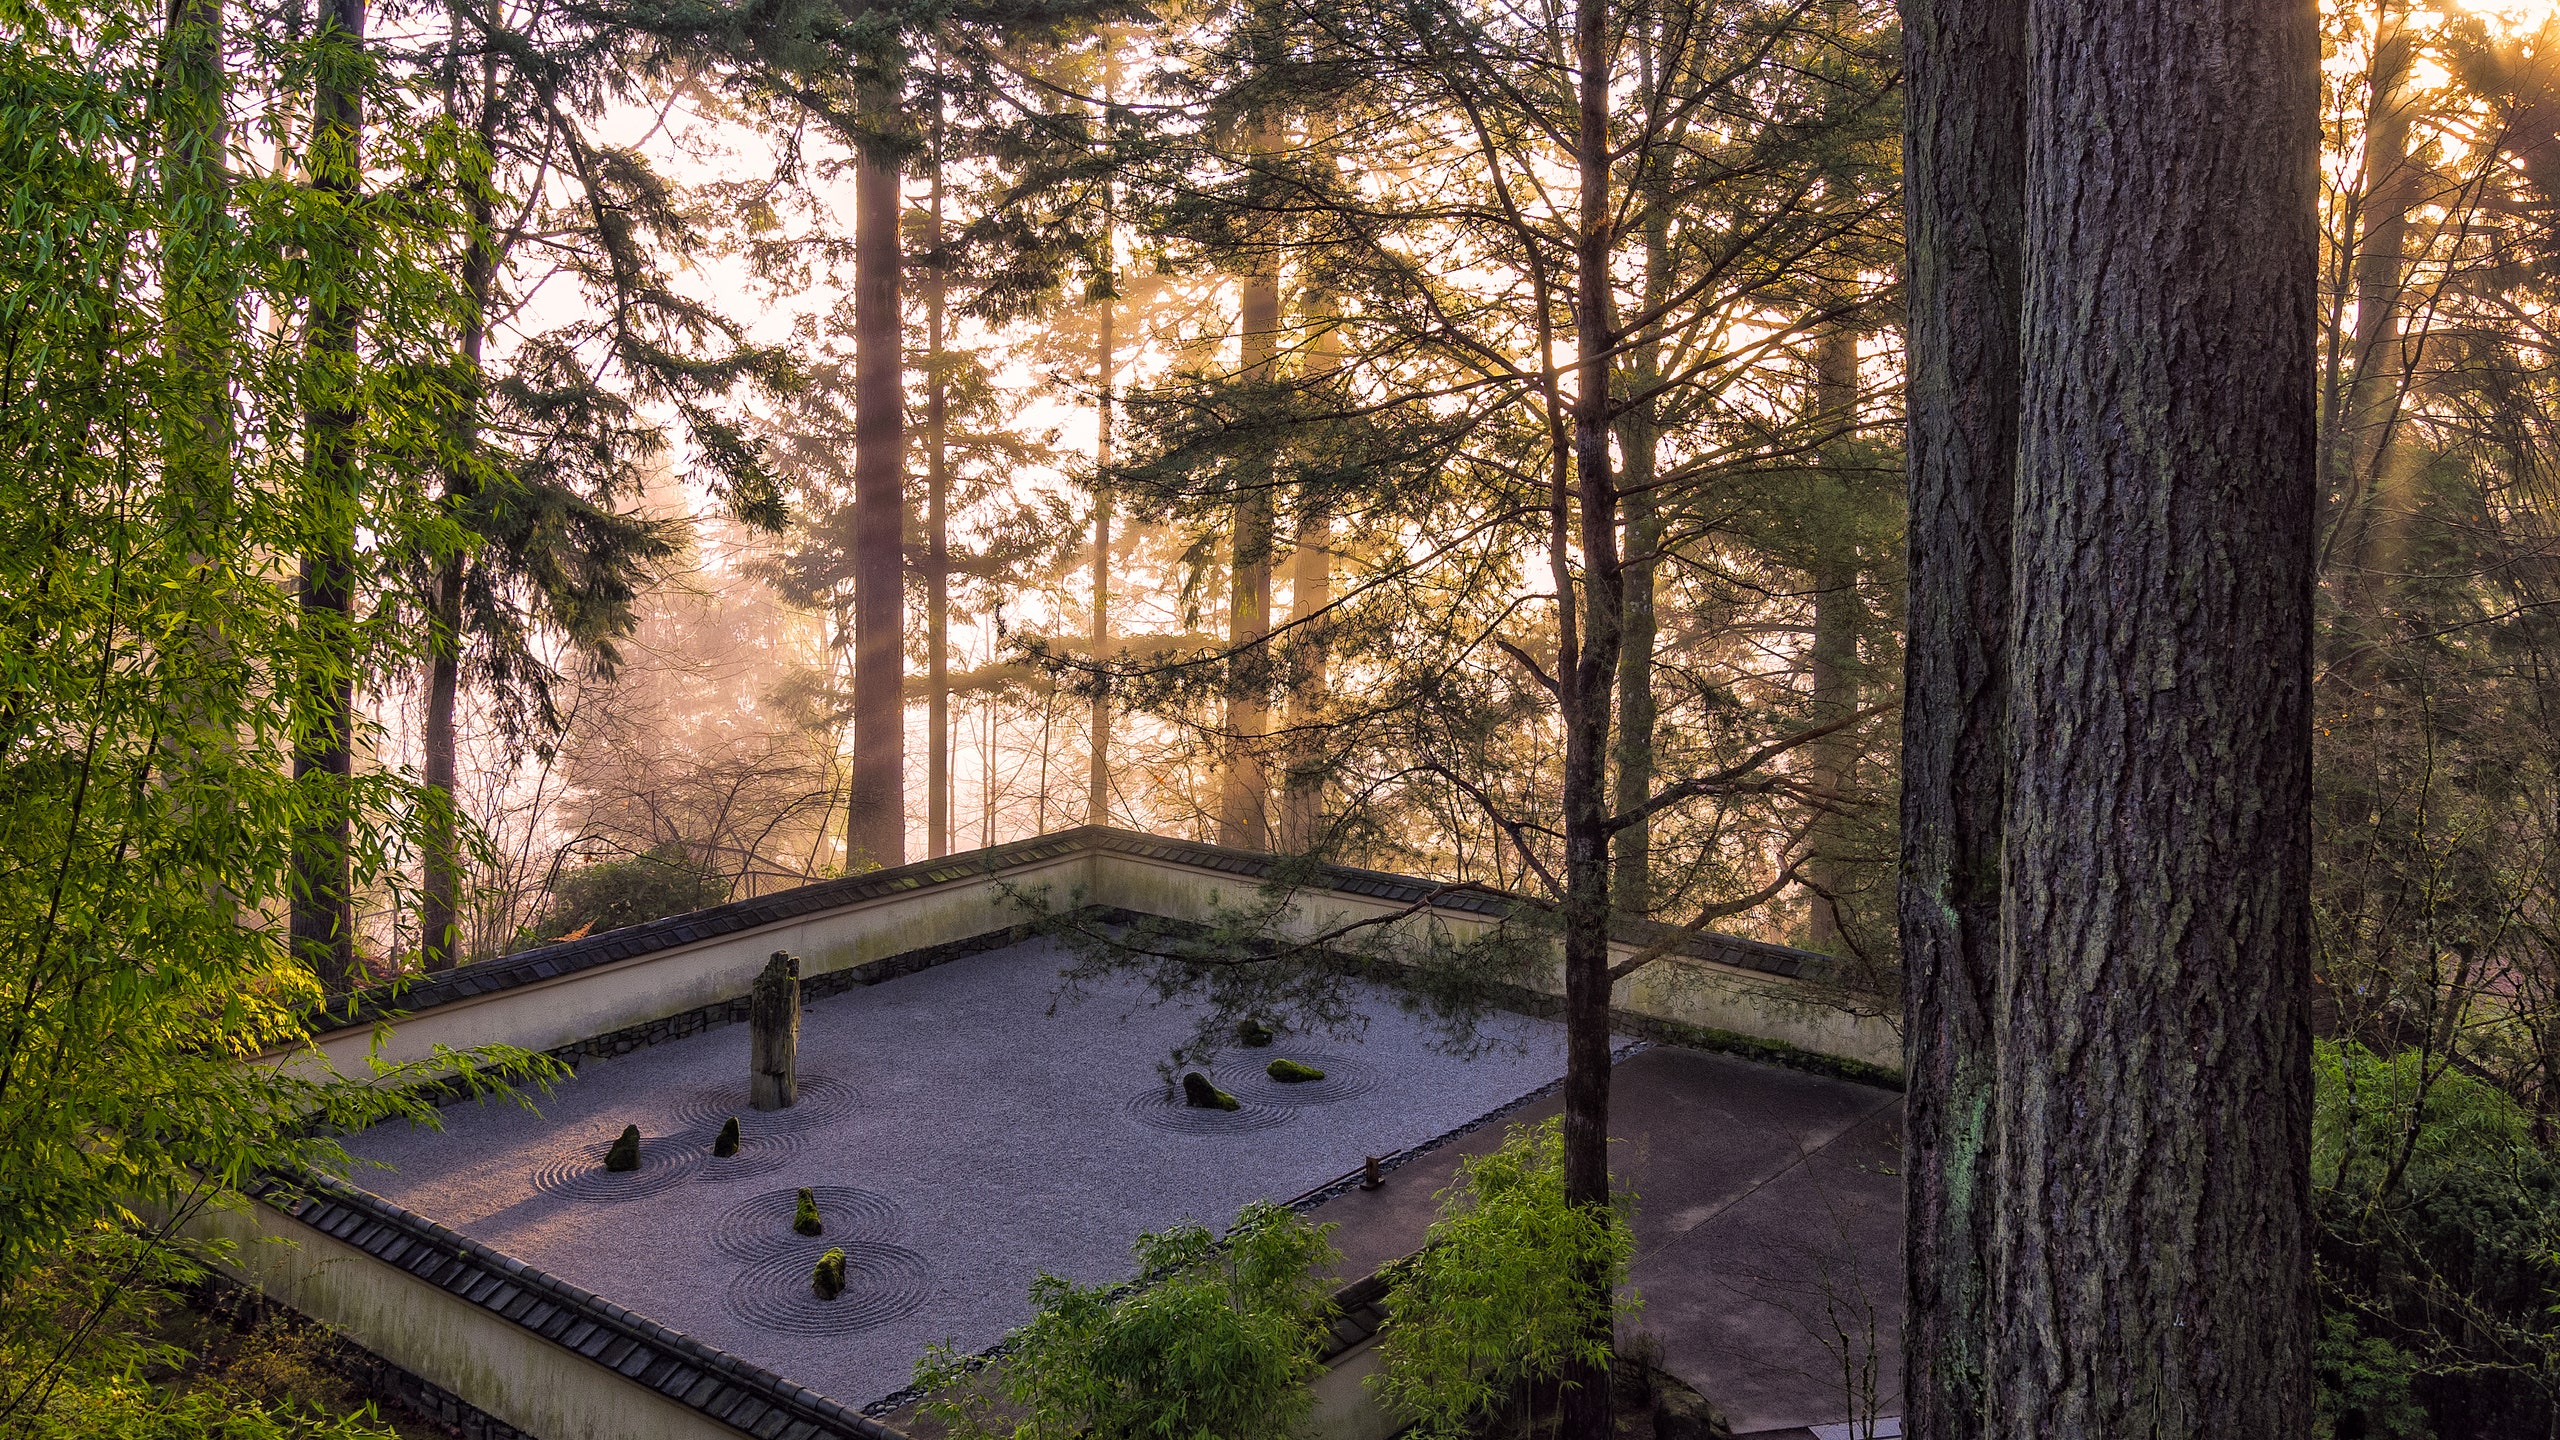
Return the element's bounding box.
[343,938,1569,1407]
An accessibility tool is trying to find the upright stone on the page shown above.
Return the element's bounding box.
[750,950,801,1111]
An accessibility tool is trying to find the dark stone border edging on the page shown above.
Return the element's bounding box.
[247,1169,907,1440]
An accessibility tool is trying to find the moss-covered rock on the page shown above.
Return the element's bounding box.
[793,1186,824,1236]
[713,1117,741,1158]
[811,1247,847,1301]
[603,1124,641,1172]
[1181,1071,1241,1111]
[1266,1058,1326,1083]
[1238,1018,1274,1048]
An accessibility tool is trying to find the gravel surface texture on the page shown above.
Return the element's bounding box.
[343,938,1569,1407]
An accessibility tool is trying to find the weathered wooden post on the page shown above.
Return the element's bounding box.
[750,950,800,1111]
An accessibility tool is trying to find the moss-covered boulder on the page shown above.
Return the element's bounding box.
[603,1124,641,1172]
[1238,1018,1274,1048]
[1180,1072,1241,1112]
[1266,1058,1326,1083]
[713,1117,741,1158]
[792,1186,824,1236]
[811,1247,847,1301]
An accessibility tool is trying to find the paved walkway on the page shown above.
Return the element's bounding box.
[1308,1046,1904,1437]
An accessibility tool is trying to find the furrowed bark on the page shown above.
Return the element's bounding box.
[294,0,367,995]
[1897,0,2022,1429]
[1993,0,2318,1429]
[847,143,905,869]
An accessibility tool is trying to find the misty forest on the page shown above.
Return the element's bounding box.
[6,0,2560,1435]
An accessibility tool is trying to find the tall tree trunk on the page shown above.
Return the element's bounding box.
[1802,320,1861,954]
[161,0,232,533]
[1898,0,2022,1429]
[294,0,366,994]
[927,94,952,859]
[422,31,498,971]
[1278,300,1337,853]
[847,144,906,869]
[1219,184,1278,851]
[1089,286,1115,829]
[2330,4,2415,638]
[1990,0,2317,1431]
[1610,37,1670,922]
[1556,0,1619,1429]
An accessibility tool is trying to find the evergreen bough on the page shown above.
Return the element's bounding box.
[604,1124,641,1172]
[714,1117,741,1157]
[1181,1072,1240,1111]
[812,1247,847,1301]
[794,1186,824,1236]
[1266,1058,1326,1084]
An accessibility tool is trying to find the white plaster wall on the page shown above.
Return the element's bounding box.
[187,1198,738,1440]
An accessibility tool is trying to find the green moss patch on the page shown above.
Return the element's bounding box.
[812,1247,847,1301]
[603,1124,641,1172]
[1180,1071,1241,1112]
[794,1186,824,1236]
[1265,1058,1326,1084]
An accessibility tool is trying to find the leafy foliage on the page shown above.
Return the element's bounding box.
[1371,1121,1639,1437]
[522,842,728,943]
[913,1201,1337,1440]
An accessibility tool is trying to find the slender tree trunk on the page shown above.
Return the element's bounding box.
[847,143,906,869]
[1610,53,1669,922]
[294,0,366,994]
[1278,301,1337,853]
[1219,193,1278,851]
[1556,0,1619,1430]
[161,0,232,532]
[1803,320,1861,954]
[422,34,498,971]
[1089,291,1115,829]
[927,96,952,860]
[2332,4,2414,625]
[1899,0,2022,1430]
[1990,0,2317,1430]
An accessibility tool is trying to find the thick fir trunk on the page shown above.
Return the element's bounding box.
[1990,0,2317,1430]
[1898,0,2021,1430]
[294,0,366,994]
[847,148,905,869]
[1219,224,1278,850]
[927,121,951,859]
[422,42,498,971]
[1803,322,1860,954]
[1556,0,1619,1430]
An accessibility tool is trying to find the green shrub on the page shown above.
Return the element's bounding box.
[1180,1072,1240,1111]
[912,1202,1338,1440]
[713,1117,740,1158]
[1239,1019,1275,1047]
[1266,1059,1326,1083]
[812,1248,848,1301]
[522,843,726,945]
[603,1125,640,1173]
[793,1187,823,1236]
[1370,1119,1638,1437]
